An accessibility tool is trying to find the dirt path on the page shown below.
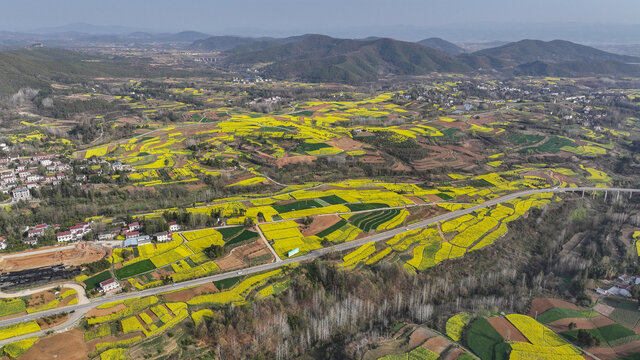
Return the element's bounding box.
[0,282,89,305]
[255,226,282,262]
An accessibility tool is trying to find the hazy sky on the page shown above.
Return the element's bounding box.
[2,0,639,40]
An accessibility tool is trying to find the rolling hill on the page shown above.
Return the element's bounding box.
[472,39,640,65]
[416,37,465,55]
[224,35,472,83]
[515,60,640,77]
[0,48,194,95]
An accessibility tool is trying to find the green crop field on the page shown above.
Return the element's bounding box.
[316,219,348,238]
[562,324,638,346]
[225,230,259,247]
[465,317,507,360]
[213,276,241,290]
[345,203,389,212]
[351,209,400,232]
[318,195,347,205]
[273,199,323,213]
[218,226,244,240]
[115,259,156,279]
[84,270,113,290]
[536,307,599,324]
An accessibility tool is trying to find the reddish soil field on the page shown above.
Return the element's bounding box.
[593,303,616,317]
[26,289,57,308]
[590,341,640,360]
[391,162,412,172]
[86,332,142,354]
[405,196,426,204]
[528,298,580,317]
[422,194,443,202]
[444,144,483,160]
[275,155,317,168]
[162,282,218,302]
[327,136,364,151]
[0,243,106,272]
[59,293,78,307]
[37,313,69,330]
[422,336,452,354]
[547,316,615,333]
[488,317,529,343]
[433,119,468,130]
[216,240,271,271]
[86,303,126,318]
[410,145,476,171]
[442,348,466,360]
[360,155,386,164]
[301,215,342,237]
[408,328,433,349]
[20,329,88,360]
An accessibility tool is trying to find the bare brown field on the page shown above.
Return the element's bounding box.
[0,244,106,272]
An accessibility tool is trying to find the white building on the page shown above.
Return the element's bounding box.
[12,187,31,201]
[56,231,73,243]
[168,222,181,232]
[99,279,120,292]
[155,232,171,242]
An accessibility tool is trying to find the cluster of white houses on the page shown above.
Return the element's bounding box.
[55,222,92,243]
[1,153,72,202]
[15,218,182,249]
[121,221,181,247]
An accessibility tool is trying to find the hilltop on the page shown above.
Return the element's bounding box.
[416,37,465,55]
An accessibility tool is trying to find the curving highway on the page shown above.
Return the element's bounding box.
[0,186,637,345]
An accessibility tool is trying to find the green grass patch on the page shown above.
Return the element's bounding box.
[0,298,26,317]
[316,219,348,238]
[350,209,400,232]
[518,136,574,154]
[225,230,259,247]
[508,133,545,146]
[115,259,156,279]
[291,111,314,117]
[296,142,331,153]
[436,193,453,200]
[465,317,505,360]
[602,298,640,329]
[345,203,389,212]
[84,270,112,290]
[318,195,347,205]
[562,324,638,346]
[441,128,460,140]
[214,276,241,290]
[273,199,323,213]
[218,226,244,240]
[536,307,599,324]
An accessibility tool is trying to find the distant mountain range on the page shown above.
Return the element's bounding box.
[30,23,151,35]
[192,34,640,81]
[1,31,640,91]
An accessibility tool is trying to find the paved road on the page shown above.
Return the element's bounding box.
[0,186,637,344]
[0,244,77,261]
